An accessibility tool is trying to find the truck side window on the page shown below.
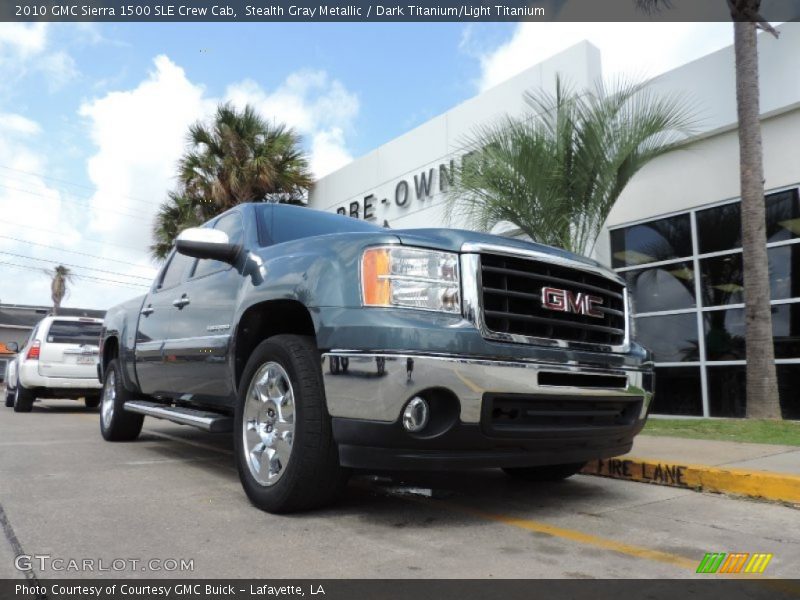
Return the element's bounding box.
[158,251,194,291]
[192,212,244,279]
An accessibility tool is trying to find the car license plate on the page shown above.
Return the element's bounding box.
[76,356,94,365]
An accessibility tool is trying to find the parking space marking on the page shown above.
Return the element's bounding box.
[429,499,699,570]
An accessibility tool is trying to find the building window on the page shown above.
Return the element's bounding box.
[637,313,700,362]
[707,365,746,418]
[611,185,800,418]
[623,262,696,313]
[696,202,741,253]
[650,367,703,416]
[610,213,692,268]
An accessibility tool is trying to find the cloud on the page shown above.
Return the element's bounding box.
[79,55,214,241]
[475,22,734,91]
[0,53,360,309]
[0,113,41,136]
[0,23,78,93]
[224,70,359,177]
[0,23,48,57]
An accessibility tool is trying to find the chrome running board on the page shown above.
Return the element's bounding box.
[124,400,233,433]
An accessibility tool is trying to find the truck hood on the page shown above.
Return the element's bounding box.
[392,228,606,272]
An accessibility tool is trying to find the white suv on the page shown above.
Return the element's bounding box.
[11,316,103,413]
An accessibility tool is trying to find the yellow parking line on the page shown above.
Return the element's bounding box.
[418,496,698,571]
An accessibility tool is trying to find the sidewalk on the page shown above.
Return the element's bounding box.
[581,435,800,506]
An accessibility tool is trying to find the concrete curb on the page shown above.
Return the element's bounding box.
[581,456,800,506]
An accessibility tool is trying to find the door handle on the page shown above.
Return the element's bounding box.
[172,295,190,309]
[140,305,154,316]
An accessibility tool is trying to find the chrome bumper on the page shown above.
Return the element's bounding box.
[322,352,652,424]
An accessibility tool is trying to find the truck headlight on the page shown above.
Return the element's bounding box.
[361,246,460,313]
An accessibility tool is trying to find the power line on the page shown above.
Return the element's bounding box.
[0,164,163,209]
[0,182,154,223]
[0,220,154,255]
[0,250,154,281]
[0,234,157,272]
[0,261,149,290]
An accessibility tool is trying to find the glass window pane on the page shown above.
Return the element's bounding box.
[707,365,746,418]
[697,202,741,254]
[704,308,745,361]
[704,304,800,360]
[159,251,194,290]
[766,188,800,244]
[773,303,800,359]
[624,262,696,313]
[700,253,744,307]
[610,214,692,268]
[636,313,700,362]
[768,244,800,300]
[650,367,703,416]
[777,365,800,420]
[193,212,244,279]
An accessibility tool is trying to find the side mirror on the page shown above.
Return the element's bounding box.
[6,342,18,353]
[176,228,240,264]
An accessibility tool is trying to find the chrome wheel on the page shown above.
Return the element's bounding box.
[243,361,295,486]
[101,370,115,430]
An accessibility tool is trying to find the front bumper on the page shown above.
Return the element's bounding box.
[322,352,653,470]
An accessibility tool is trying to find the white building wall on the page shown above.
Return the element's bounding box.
[310,23,800,268]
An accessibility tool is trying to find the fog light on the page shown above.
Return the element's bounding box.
[402,396,429,432]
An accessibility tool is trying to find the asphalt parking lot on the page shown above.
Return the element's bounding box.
[1,392,799,579]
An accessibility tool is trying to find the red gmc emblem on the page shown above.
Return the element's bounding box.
[541,286,604,319]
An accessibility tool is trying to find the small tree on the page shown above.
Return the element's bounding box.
[151,103,314,259]
[48,265,73,315]
[448,76,694,255]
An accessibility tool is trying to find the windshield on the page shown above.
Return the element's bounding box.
[257,204,382,246]
[46,321,103,346]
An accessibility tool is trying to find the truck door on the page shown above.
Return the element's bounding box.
[135,250,195,397]
[162,211,245,404]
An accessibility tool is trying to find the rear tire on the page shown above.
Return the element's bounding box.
[235,335,347,513]
[503,462,586,482]
[5,390,14,408]
[100,359,143,441]
[13,385,34,413]
[84,395,101,409]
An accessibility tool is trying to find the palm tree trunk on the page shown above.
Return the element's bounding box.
[733,21,781,419]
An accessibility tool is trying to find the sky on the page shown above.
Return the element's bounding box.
[0,20,738,310]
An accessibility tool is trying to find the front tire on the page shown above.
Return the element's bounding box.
[100,359,143,441]
[13,385,34,413]
[503,462,586,482]
[235,335,347,513]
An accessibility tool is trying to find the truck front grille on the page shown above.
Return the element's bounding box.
[484,394,641,435]
[479,253,626,347]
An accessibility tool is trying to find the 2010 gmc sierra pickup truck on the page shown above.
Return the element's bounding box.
[98,202,654,513]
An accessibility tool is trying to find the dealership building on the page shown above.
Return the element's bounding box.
[308,24,800,419]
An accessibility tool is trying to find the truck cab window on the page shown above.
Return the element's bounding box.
[192,212,244,279]
[159,251,194,290]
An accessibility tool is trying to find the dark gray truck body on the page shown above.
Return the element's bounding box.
[100,203,653,470]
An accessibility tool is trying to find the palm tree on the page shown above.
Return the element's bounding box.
[151,103,314,259]
[49,265,74,316]
[635,3,781,417]
[448,76,694,255]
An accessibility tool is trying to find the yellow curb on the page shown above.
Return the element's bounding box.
[581,456,800,505]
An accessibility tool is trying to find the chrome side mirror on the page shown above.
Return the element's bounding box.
[176,228,240,264]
